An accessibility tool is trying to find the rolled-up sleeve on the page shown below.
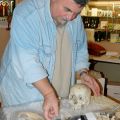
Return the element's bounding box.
[74,16,90,71]
[10,13,48,84]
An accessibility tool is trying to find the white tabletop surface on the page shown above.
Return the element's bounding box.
[0,96,119,120]
[90,41,120,64]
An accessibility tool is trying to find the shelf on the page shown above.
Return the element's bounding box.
[82,15,120,19]
[0,17,8,28]
[81,1,120,31]
[88,1,120,10]
[85,1,120,19]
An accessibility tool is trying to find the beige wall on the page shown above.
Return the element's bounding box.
[0,28,10,59]
[91,41,120,83]
[94,62,120,83]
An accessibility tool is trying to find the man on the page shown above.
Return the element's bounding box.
[0,0,100,119]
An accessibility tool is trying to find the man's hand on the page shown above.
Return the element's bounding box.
[43,92,59,120]
[81,73,100,96]
[33,77,59,120]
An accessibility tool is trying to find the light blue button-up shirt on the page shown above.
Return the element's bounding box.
[0,0,90,107]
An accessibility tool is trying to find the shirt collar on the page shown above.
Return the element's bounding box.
[44,0,54,24]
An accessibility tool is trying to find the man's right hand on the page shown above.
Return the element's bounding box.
[43,91,59,120]
[33,77,59,120]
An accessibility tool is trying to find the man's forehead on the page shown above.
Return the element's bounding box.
[65,0,83,6]
[63,0,83,13]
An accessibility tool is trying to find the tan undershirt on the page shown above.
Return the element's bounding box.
[51,25,72,98]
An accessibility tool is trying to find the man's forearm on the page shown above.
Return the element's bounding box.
[33,78,59,120]
[32,77,56,97]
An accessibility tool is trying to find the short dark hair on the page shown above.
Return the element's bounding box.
[74,0,89,6]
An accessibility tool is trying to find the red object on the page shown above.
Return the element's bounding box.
[88,41,106,56]
[0,3,3,16]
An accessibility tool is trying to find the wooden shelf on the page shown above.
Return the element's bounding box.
[86,0,120,22]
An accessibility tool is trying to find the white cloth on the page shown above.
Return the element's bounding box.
[0,96,119,120]
[52,25,72,98]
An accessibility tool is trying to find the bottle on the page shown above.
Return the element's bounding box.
[10,0,15,15]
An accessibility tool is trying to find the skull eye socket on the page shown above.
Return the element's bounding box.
[71,95,78,104]
[79,96,83,100]
[70,95,75,99]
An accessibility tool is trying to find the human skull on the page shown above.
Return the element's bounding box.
[115,111,120,119]
[69,84,91,110]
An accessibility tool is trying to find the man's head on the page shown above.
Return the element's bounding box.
[73,0,88,6]
[50,0,88,26]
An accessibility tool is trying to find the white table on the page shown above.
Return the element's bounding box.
[89,41,120,64]
[0,96,119,120]
[89,41,120,101]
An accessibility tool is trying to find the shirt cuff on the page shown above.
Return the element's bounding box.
[77,68,89,77]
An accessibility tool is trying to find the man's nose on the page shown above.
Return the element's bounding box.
[66,13,77,21]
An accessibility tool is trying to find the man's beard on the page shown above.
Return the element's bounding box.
[55,19,68,27]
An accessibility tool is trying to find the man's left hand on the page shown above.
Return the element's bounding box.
[81,73,101,96]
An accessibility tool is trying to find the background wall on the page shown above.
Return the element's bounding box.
[0,28,9,60]
[93,41,120,83]
[94,62,120,82]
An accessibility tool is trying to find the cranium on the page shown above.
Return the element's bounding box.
[69,83,91,110]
